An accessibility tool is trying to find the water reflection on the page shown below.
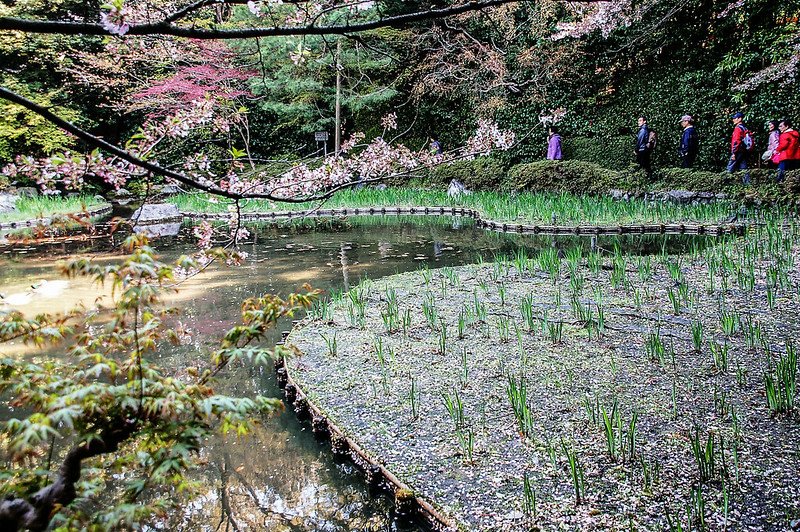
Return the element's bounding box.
[0,216,725,531]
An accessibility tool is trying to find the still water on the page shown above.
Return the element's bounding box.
[0,216,719,531]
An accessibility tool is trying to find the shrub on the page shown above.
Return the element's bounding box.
[651,168,730,192]
[429,156,507,190]
[505,160,631,194]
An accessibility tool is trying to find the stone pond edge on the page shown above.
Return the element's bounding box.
[273,350,461,532]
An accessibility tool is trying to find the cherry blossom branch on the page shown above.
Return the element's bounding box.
[1,87,515,206]
[0,87,309,203]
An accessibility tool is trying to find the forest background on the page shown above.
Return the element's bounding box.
[0,1,798,529]
[2,0,798,194]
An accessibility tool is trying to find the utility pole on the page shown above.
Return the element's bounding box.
[335,38,342,155]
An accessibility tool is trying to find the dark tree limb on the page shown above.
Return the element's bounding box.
[0,1,536,39]
[0,419,138,532]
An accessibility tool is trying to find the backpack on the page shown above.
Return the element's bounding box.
[647,130,657,151]
[738,124,754,152]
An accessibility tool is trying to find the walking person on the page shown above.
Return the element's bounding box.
[771,119,800,182]
[762,120,780,168]
[727,112,752,184]
[547,126,562,160]
[678,114,699,168]
[634,115,654,176]
[429,135,443,155]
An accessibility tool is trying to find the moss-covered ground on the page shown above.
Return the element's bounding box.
[288,222,800,531]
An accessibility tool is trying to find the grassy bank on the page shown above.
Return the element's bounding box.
[0,195,107,223]
[169,188,747,226]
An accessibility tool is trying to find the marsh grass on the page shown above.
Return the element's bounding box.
[442,389,465,431]
[289,214,800,530]
[560,439,586,506]
[169,188,740,226]
[506,374,535,438]
[409,377,420,420]
[522,472,536,516]
[321,332,337,357]
[0,194,105,222]
[764,341,797,414]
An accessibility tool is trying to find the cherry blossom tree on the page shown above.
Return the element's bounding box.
[0,1,541,205]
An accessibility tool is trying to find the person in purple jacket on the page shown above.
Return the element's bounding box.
[547,126,562,160]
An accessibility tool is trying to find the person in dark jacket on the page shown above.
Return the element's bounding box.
[678,114,699,168]
[429,135,443,155]
[634,115,652,176]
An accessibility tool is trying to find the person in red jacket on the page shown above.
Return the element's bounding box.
[727,112,751,184]
[772,118,800,182]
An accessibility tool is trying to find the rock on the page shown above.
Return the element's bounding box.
[133,222,181,238]
[0,194,19,213]
[93,194,107,203]
[158,184,183,195]
[372,184,388,191]
[666,190,697,204]
[113,188,132,198]
[447,179,471,198]
[16,187,39,199]
[609,189,627,200]
[131,203,182,225]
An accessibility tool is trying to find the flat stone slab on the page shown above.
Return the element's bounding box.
[131,203,182,224]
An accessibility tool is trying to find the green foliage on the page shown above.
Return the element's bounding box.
[238,27,399,154]
[563,136,631,170]
[0,234,319,529]
[0,2,107,162]
[0,79,81,162]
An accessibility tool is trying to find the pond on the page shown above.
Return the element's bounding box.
[0,215,723,531]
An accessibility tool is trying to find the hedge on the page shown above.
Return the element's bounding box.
[428,157,508,190]
[562,136,631,170]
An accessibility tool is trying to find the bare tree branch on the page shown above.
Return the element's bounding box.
[163,0,247,24]
[0,1,557,39]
